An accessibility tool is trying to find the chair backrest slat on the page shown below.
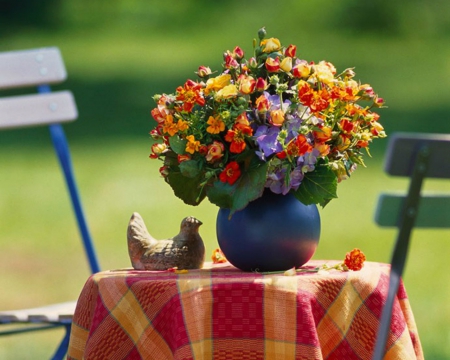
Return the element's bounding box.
[0,47,67,90]
[384,132,450,179]
[0,91,77,129]
[375,194,450,228]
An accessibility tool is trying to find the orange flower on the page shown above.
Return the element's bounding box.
[219,161,241,185]
[211,248,227,264]
[313,125,332,143]
[344,248,366,271]
[298,81,330,112]
[206,115,225,134]
[185,135,200,154]
[278,134,312,159]
[162,114,179,136]
[176,80,205,113]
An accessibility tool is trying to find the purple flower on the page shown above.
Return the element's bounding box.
[297,149,320,173]
[289,167,304,190]
[255,125,282,158]
[265,168,290,195]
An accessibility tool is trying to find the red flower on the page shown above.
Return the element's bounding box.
[344,248,366,271]
[224,122,253,154]
[219,161,241,185]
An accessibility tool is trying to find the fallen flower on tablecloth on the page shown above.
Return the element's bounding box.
[212,248,227,264]
[284,248,366,276]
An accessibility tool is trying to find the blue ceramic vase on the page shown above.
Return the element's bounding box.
[216,190,320,272]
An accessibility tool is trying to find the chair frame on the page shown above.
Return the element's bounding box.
[373,132,450,359]
[0,48,100,360]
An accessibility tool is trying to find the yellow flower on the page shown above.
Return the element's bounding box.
[185,135,200,154]
[313,61,335,85]
[216,84,238,99]
[260,37,281,53]
[204,74,231,95]
[206,115,225,134]
[280,57,293,72]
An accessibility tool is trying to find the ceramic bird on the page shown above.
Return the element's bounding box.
[127,212,205,270]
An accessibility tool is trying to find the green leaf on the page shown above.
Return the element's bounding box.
[179,160,201,178]
[293,165,338,207]
[166,171,206,206]
[206,181,235,209]
[169,136,187,155]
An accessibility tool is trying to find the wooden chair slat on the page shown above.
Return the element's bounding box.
[375,194,450,228]
[0,91,77,129]
[385,132,450,179]
[0,48,67,90]
[0,301,76,324]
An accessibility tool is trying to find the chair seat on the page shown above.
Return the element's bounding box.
[0,301,76,324]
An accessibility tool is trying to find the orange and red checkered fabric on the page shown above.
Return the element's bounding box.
[67,261,423,360]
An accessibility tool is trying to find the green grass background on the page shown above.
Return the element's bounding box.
[1,1,450,358]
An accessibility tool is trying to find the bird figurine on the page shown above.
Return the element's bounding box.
[127,212,205,270]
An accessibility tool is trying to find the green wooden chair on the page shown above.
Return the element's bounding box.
[373,132,450,359]
[0,47,100,359]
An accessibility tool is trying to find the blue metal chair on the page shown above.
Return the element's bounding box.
[0,48,100,359]
[373,132,450,359]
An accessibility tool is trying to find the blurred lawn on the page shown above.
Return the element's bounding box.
[1,1,450,358]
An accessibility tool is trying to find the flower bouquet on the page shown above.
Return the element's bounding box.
[150,28,385,216]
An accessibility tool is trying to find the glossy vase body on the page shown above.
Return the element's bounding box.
[216,190,321,272]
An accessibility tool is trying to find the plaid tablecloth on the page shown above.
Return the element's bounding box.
[67,261,423,360]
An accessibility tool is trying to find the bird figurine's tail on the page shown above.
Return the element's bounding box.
[127,212,157,270]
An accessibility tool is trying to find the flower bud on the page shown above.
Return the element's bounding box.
[269,75,280,85]
[178,154,191,163]
[258,27,267,40]
[233,46,244,60]
[342,68,356,79]
[280,57,293,72]
[159,166,169,177]
[248,57,258,69]
[292,63,310,78]
[285,44,297,58]
[224,53,239,69]
[238,75,256,95]
[270,109,285,126]
[196,65,212,78]
[255,77,268,92]
[255,94,269,113]
[265,57,280,72]
[373,96,384,107]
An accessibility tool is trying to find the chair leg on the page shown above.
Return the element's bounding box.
[51,324,71,360]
